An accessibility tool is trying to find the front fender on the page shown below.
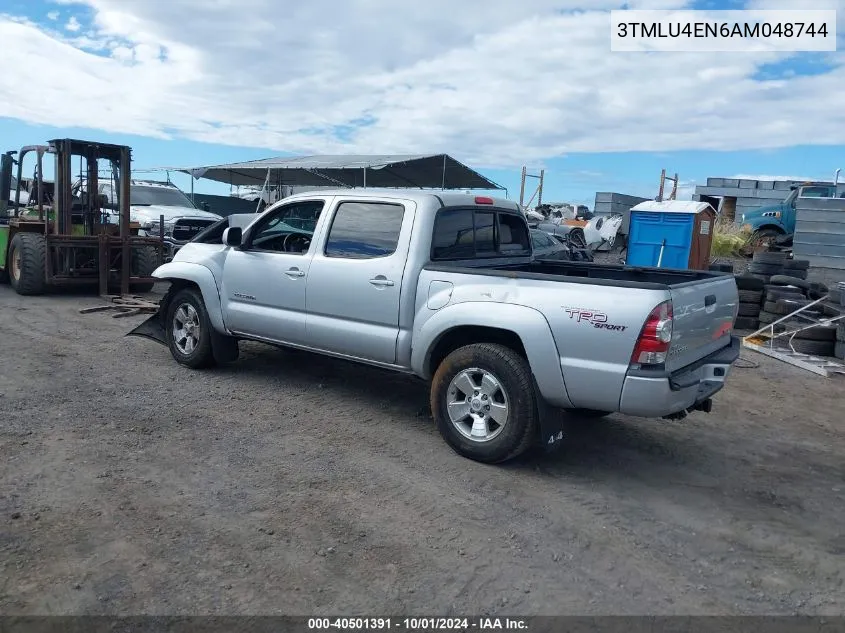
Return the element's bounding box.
[412,302,572,408]
[152,261,226,333]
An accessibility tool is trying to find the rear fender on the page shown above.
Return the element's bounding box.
[152,261,226,332]
[412,302,572,409]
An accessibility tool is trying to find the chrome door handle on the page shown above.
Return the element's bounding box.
[369,277,394,287]
[285,268,305,278]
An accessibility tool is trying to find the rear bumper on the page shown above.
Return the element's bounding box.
[618,336,740,418]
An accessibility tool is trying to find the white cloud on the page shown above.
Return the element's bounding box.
[64,16,81,32]
[46,11,59,20]
[0,0,844,167]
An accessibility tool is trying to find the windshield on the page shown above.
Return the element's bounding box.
[130,185,195,208]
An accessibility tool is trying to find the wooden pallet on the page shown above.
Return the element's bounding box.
[79,295,161,318]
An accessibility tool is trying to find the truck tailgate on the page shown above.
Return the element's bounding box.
[667,276,737,371]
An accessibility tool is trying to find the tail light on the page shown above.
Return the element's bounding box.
[475,196,494,205]
[630,301,673,366]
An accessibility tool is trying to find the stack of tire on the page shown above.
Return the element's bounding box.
[745,251,787,282]
[831,281,845,360]
[756,269,842,358]
[734,274,764,330]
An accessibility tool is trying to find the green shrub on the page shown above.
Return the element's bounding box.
[711,220,751,258]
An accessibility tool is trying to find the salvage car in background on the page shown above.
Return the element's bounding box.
[88,180,223,262]
[132,190,740,464]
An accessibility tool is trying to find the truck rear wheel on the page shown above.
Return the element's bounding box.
[165,287,215,369]
[8,233,46,296]
[430,343,537,464]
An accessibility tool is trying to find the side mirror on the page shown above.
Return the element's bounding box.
[222,226,242,247]
[201,202,211,212]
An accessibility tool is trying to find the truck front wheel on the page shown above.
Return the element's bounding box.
[749,228,783,250]
[165,287,216,369]
[430,343,538,464]
[8,233,46,296]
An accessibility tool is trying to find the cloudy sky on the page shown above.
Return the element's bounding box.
[1,0,844,205]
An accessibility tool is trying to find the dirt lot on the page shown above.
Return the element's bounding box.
[1,283,844,616]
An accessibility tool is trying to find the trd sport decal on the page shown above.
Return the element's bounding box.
[563,307,628,332]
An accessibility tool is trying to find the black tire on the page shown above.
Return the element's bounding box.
[765,286,805,301]
[8,233,46,296]
[807,282,829,301]
[737,302,761,317]
[837,323,845,342]
[789,338,835,357]
[792,324,837,342]
[738,289,763,303]
[828,288,841,305]
[733,316,759,330]
[747,262,782,275]
[749,273,771,283]
[165,287,216,369]
[734,275,765,291]
[780,268,808,280]
[758,310,779,324]
[564,408,613,419]
[431,343,538,464]
[752,251,788,265]
[767,298,818,315]
[130,246,158,293]
[783,259,810,270]
[835,342,845,360]
[769,275,811,291]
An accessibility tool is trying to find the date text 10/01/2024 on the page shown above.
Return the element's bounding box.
[308,618,529,630]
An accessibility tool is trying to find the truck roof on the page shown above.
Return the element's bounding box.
[280,188,520,212]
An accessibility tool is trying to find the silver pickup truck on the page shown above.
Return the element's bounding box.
[130,190,740,463]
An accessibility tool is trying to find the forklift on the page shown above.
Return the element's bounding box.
[0,138,164,296]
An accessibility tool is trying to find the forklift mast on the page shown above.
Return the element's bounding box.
[0,151,13,217]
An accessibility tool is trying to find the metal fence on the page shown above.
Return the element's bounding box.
[793,197,845,270]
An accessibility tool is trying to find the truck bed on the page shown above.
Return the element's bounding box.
[422,257,738,383]
[426,258,726,289]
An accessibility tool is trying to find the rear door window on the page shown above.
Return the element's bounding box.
[432,209,475,259]
[431,208,530,259]
[324,201,405,259]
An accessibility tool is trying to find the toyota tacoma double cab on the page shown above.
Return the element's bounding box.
[131,189,740,463]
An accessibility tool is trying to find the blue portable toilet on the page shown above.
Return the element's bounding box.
[625,200,717,270]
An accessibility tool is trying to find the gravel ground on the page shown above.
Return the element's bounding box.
[1,283,844,616]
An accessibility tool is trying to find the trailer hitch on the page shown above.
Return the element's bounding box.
[662,398,713,421]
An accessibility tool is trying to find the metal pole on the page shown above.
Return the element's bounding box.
[538,169,545,206]
[256,168,270,213]
[519,166,527,207]
[657,169,666,202]
[656,239,666,267]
